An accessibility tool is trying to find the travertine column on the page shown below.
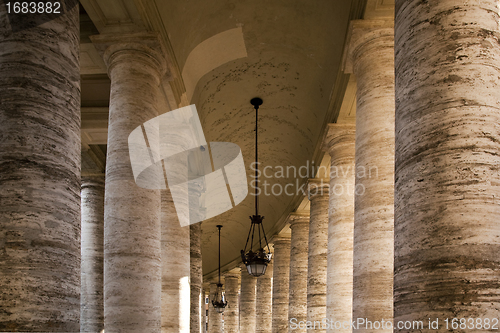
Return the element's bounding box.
[288,214,310,333]
[0,3,80,331]
[323,124,355,333]
[224,270,240,333]
[271,237,291,333]
[208,282,223,333]
[81,176,105,333]
[161,189,190,333]
[345,20,395,331]
[394,0,500,328]
[256,252,274,333]
[191,223,204,333]
[307,180,329,332]
[92,33,168,333]
[240,263,257,333]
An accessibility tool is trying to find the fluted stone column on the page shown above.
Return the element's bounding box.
[394,0,500,328]
[91,33,168,333]
[307,180,329,332]
[191,223,203,333]
[208,282,223,333]
[81,176,105,333]
[256,253,273,333]
[224,270,240,333]
[344,20,395,331]
[161,189,190,333]
[271,237,291,333]
[288,214,310,333]
[323,124,355,333]
[240,263,257,333]
[0,3,80,331]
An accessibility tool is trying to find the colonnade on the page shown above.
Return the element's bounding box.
[1,1,500,333]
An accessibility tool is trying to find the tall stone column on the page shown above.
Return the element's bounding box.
[208,282,223,333]
[288,214,310,333]
[394,0,500,328]
[307,180,329,332]
[91,33,168,333]
[240,263,257,333]
[344,20,395,331]
[271,236,291,333]
[161,189,190,333]
[81,176,105,333]
[0,3,80,331]
[256,252,273,333]
[191,223,203,333]
[224,270,240,333]
[323,124,355,333]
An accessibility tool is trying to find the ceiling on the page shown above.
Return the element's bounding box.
[79,0,393,279]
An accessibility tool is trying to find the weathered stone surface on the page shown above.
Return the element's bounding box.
[94,35,167,333]
[307,180,329,332]
[288,214,310,333]
[161,189,190,333]
[394,0,500,329]
[81,176,105,333]
[346,20,395,332]
[240,263,257,333]
[323,124,355,333]
[191,223,203,333]
[208,281,223,332]
[0,3,80,331]
[224,270,240,333]
[256,251,273,333]
[271,237,291,333]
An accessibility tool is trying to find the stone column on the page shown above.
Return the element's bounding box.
[288,213,310,333]
[394,0,500,328]
[323,124,355,333]
[161,189,190,333]
[0,3,80,331]
[224,270,240,333]
[271,237,291,333]
[240,263,257,333]
[191,223,203,333]
[306,180,329,332]
[208,282,223,333]
[91,33,168,333]
[344,20,395,331]
[256,252,273,333]
[81,176,105,333]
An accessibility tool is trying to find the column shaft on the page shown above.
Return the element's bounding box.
[0,3,80,331]
[324,124,355,333]
[272,237,291,333]
[307,181,329,332]
[224,272,240,333]
[161,190,190,332]
[240,264,257,333]
[97,37,167,333]
[394,0,500,328]
[288,214,309,333]
[347,20,395,331]
[81,176,105,333]
[191,223,203,333]
[256,257,273,333]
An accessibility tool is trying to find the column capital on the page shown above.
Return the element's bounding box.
[287,213,310,228]
[307,178,329,200]
[90,32,170,80]
[269,235,291,246]
[322,123,356,155]
[224,268,241,279]
[342,19,394,73]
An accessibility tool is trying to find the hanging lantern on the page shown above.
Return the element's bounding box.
[212,225,228,312]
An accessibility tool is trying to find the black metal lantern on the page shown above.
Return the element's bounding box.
[212,225,227,312]
[241,98,272,277]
